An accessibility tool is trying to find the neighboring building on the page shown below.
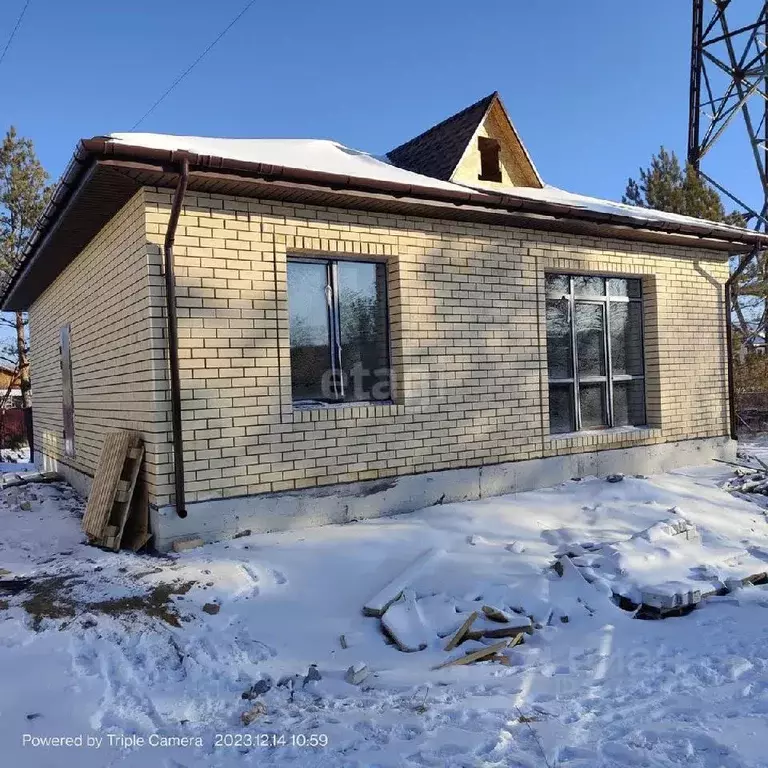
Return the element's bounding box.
[2,92,762,549]
[0,364,22,408]
[737,332,767,362]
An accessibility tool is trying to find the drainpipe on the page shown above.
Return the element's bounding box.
[725,245,759,440]
[164,157,190,518]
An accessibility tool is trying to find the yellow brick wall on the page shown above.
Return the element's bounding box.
[28,190,167,497]
[142,188,730,507]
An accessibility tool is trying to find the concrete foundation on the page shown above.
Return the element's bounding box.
[36,452,93,498]
[147,435,736,552]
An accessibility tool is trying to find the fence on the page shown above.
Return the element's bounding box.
[0,408,27,449]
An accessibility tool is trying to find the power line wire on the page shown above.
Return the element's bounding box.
[0,0,31,69]
[131,0,257,130]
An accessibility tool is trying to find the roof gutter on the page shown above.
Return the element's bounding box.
[78,138,768,249]
[725,246,760,439]
[6,137,768,310]
[164,156,190,519]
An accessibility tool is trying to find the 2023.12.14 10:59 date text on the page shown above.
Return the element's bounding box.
[214,733,329,748]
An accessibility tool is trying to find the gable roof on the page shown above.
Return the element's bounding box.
[387,92,543,187]
[387,93,497,181]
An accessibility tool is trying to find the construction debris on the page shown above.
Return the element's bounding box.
[444,611,478,651]
[482,604,511,622]
[241,701,266,725]
[433,635,522,670]
[381,590,431,652]
[1,472,60,489]
[363,548,442,617]
[242,677,272,699]
[468,614,533,640]
[172,538,204,553]
[345,663,370,685]
[302,664,322,687]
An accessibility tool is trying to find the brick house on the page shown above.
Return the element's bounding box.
[2,92,762,549]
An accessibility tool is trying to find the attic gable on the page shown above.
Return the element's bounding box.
[387,92,543,189]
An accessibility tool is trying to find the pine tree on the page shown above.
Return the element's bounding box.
[624,147,768,409]
[623,146,743,224]
[0,127,51,409]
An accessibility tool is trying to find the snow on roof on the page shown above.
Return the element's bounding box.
[484,183,748,237]
[109,132,750,238]
[108,133,468,194]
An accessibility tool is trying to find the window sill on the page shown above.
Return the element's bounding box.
[290,401,402,423]
[548,425,661,444]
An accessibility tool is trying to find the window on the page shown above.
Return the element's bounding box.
[478,136,502,182]
[287,258,390,404]
[60,324,75,456]
[545,274,646,434]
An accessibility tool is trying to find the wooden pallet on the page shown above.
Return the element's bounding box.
[82,431,145,551]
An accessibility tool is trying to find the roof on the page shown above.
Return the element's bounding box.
[107,133,758,236]
[4,96,768,310]
[387,93,497,180]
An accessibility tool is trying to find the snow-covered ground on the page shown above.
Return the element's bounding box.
[3,458,768,766]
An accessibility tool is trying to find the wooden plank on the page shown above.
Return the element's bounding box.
[82,431,140,542]
[432,635,521,670]
[121,476,151,552]
[363,549,442,617]
[444,611,478,651]
[100,442,145,552]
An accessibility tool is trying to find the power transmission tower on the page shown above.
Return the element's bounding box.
[688,0,768,230]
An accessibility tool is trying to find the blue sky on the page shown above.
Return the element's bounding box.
[2,0,757,209]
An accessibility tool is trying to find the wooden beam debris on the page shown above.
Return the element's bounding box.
[444,611,478,651]
[433,634,523,670]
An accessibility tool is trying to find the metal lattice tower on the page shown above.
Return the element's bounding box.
[688,0,768,230]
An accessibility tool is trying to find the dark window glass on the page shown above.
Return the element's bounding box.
[60,325,76,457]
[287,261,331,401]
[607,277,641,298]
[575,303,605,377]
[573,276,605,297]
[546,299,572,379]
[546,274,570,296]
[579,382,607,428]
[338,261,390,401]
[549,384,574,434]
[288,258,390,404]
[610,303,644,376]
[607,278,628,296]
[545,273,645,434]
[478,136,502,182]
[613,380,646,426]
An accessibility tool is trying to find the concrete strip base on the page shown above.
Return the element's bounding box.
[149,435,736,552]
[35,452,93,498]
